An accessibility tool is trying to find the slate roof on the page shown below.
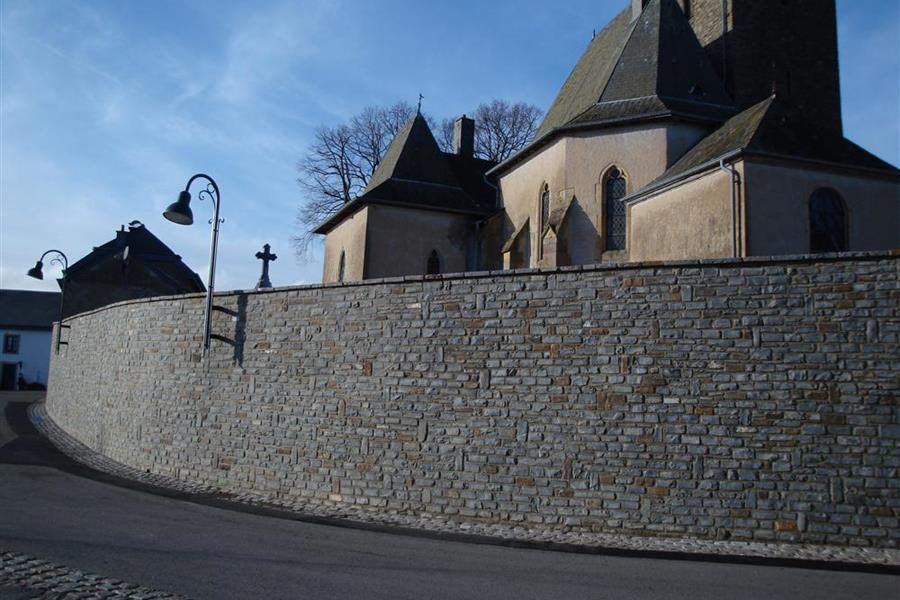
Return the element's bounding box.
[492,0,734,177]
[66,223,205,291]
[363,114,460,193]
[0,290,60,329]
[637,96,900,198]
[315,114,498,234]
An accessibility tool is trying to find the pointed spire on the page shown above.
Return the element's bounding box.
[363,113,459,195]
[537,0,733,139]
[601,0,731,107]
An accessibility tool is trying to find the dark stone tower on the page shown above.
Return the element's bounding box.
[685,0,843,136]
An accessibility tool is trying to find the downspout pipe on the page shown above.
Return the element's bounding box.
[719,158,740,258]
[478,172,504,270]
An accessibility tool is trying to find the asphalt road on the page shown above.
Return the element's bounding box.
[0,396,896,600]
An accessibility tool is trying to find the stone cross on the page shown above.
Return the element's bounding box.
[255,243,277,289]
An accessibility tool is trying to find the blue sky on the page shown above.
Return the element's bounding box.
[2,0,898,292]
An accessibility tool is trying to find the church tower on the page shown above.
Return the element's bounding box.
[684,0,843,136]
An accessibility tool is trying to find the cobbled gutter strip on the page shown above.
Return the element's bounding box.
[29,403,900,568]
[0,550,189,600]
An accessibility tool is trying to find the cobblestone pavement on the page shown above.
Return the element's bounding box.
[29,403,900,568]
[0,551,188,599]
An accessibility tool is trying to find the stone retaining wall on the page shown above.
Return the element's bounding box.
[47,253,900,548]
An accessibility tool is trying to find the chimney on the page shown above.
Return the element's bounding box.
[453,115,475,158]
[631,0,648,20]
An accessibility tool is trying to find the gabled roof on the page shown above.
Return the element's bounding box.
[0,290,60,329]
[637,96,900,198]
[493,0,734,177]
[315,115,499,235]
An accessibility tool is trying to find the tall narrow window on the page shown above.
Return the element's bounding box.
[338,250,346,283]
[540,184,551,231]
[427,250,441,275]
[809,189,847,253]
[539,184,550,259]
[604,167,627,251]
[3,334,20,354]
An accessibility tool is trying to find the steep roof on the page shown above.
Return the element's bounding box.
[315,115,498,234]
[363,113,460,192]
[494,0,734,177]
[537,0,732,138]
[536,7,635,139]
[641,96,900,196]
[66,222,205,290]
[0,290,60,329]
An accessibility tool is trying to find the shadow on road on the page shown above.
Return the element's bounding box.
[0,400,80,469]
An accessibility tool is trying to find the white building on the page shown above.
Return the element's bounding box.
[0,290,60,390]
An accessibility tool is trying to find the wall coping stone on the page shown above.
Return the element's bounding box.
[58,250,900,323]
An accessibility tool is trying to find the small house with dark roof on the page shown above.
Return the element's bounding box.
[316,0,898,280]
[315,114,498,283]
[0,290,60,389]
[62,222,204,318]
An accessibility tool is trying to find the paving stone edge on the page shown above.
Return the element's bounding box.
[0,550,189,599]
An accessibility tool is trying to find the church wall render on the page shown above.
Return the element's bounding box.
[628,165,741,262]
[623,157,900,264]
[46,253,899,548]
[498,124,709,267]
[322,206,368,283]
[742,161,900,257]
[363,205,474,279]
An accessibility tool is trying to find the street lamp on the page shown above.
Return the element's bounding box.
[27,249,69,354]
[164,174,222,355]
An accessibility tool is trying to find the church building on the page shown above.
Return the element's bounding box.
[318,0,900,283]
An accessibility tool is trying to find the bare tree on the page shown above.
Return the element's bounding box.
[293,102,419,255]
[437,101,543,162]
[473,100,543,163]
[437,117,456,154]
[293,99,543,257]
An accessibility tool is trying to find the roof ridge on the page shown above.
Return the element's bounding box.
[595,7,645,105]
[743,95,779,149]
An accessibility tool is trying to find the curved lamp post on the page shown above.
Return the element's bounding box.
[163,174,222,356]
[27,250,69,354]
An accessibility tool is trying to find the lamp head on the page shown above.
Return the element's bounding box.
[163,190,194,225]
[27,260,44,280]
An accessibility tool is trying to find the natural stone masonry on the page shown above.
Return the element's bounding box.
[0,550,188,599]
[47,253,900,549]
[29,403,900,566]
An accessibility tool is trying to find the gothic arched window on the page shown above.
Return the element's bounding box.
[338,250,346,283]
[604,167,628,251]
[427,250,441,275]
[809,188,847,253]
[540,184,551,231]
